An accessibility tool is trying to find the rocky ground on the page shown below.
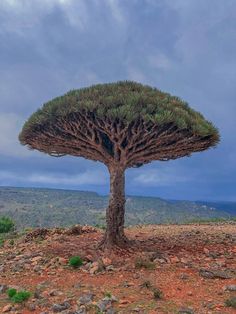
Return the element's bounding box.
[0,223,236,314]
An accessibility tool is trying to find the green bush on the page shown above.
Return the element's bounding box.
[69,256,83,268]
[225,297,236,309]
[11,290,31,303]
[0,216,14,233]
[104,291,112,298]
[7,288,31,303]
[7,288,17,298]
[0,237,4,247]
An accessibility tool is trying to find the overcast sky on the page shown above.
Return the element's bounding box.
[0,0,235,201]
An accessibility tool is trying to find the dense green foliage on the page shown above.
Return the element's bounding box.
[7,288,31,303]
[0,216,14,233]
[20,81,219,140]
[0,187,234,229]
[7,288,17,298]
[69,256,83,268]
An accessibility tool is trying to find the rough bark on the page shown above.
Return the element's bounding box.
[99,166,129,249]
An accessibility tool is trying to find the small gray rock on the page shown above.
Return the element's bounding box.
[27,303,36,311]
[224,284,236,291]
[178,308,195,314]
[0,284,8,294]
[179,274,189,280]
[34,289,43,299]
[76,310,87,314]
[68,311,86,314]
[106,265,115,271]
[106,308,116,314]
[199,269,232,279]
[78,293,94,305]
[97,299,111,311]
[52,302,71,312]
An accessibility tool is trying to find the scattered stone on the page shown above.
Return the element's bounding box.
[106,265,115,271]
[25,228,50,242]
[58,257,67,265]
[27,303,37,311]
[199,269,232,279]
[123,281,135,287]
[89,261,104,274]
[52,301,71,312]
[72,310,87,314]
[49,289,62,296]
[148,251,169,263]
[170,256,180,263]
[102,257,112,266]
[224,284,236,291]
[97,295,118,312]
[31,256,43,263]
[97,298,111,312]
[2,304,12,313]
[178,308,195,314]
[107,295,118,302]
[179,273,189,280]
[78,293,94,305]
[203,247,209,254]
[106,308,116,314]
[64,225,83,235]
[0,284,8,293]
[180,257,190,264]
[34,289,43,299]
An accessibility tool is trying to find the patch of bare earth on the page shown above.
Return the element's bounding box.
[0,224,236,313]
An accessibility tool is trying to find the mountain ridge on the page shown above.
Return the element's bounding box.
[0,186,235,230]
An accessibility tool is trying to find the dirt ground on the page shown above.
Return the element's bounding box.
[0,224,235,314]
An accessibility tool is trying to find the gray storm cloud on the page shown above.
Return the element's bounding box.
[0,0,235,200]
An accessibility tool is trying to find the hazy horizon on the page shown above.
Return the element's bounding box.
[0,185,235,203]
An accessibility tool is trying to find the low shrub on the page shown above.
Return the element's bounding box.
[135,258,156,270]
[69,256,83,268]
[104,291,112,298]
[11,290,31,303]
[153,288,163,300]
[140,280,152,289]
[225,297,236,309]
[7,288,31,303]
[0,237,4,247]
[0,216,14,233]
[7,288,17,298]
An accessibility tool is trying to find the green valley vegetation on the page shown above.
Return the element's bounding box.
[0,187,234,231]
[0,216,14,233]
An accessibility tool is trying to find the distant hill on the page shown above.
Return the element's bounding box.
[196,201,236,216]
[0,187,235,230]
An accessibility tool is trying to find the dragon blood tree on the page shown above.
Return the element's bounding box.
[19,81,219,249]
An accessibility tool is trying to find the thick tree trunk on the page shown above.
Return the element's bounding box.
[99,166,129,249]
